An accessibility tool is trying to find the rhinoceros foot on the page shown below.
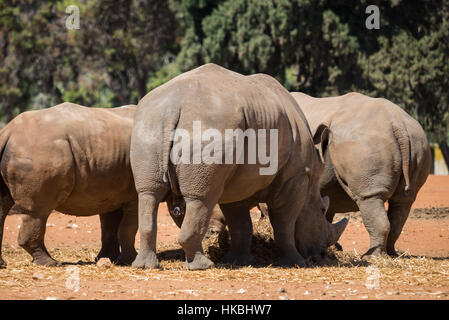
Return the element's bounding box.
[115,250,138,266]
[185,253,214,270]
[132,251,160,269]
[275,253,307,268]
[95,248,120,264]
[361,246,389,263]
[386,249,401,257]
[32,255,59,267]
[224,251,254,266]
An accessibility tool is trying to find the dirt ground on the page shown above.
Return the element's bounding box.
[0,174,448,300]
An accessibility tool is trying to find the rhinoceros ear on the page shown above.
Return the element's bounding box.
[313,124,330,144]
[312,124,332,155]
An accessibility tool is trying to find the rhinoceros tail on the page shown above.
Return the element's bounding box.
[392,124,411,194]
[161,105,181,195]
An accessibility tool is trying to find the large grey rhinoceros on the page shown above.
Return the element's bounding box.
[130,63,348,270]
[0,103,139,268]
[291,92,432,257]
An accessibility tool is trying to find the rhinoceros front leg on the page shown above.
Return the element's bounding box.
[17,206,58,266]
[96,209,122,263]
[269,177,308,268]
[358,197,390,257]
[178,198,215,270]
[204,205,227,238]
[116,200,138,266]
[269,206,307,267]
[386,201,412,256]
[219,204,253,266]
[132,192,161,269]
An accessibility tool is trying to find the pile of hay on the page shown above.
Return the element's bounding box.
[201,211,358,267]
[203,211,277,266]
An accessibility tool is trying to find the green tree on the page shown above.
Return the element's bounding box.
[74,0,177,105]
[361,5,449,164]
[175,0,448,166]
[0,0,117,125]
[1,0,448,164]
[0,0,179,127]
[0,0,69,123]
[176,0,362,94]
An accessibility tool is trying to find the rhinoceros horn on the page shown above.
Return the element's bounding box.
[328,215,349,246]
[321,196,330,214]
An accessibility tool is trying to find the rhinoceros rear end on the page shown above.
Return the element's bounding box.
[130,64,347,270]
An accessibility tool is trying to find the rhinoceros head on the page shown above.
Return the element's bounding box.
[295,192,349,264]
[295,124,348,263]
[165,192,186,228]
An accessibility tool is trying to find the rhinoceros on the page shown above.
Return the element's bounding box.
[0,103,140,267]
[130,63,348,270]
[291,92,432,257]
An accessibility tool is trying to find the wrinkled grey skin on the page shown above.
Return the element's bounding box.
[0,103,139,267]
[291,92,432,257]
[169,198,335,266]
[167,201,266,238]
[130,63,348,270]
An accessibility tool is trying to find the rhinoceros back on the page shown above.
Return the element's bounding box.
[2,103,137,215]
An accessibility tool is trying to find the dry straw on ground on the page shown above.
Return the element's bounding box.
[1,210,448,293]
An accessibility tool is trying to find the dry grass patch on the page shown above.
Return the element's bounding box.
[1,213,448,291]
[1,244,448,292]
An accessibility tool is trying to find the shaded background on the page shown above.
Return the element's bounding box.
[0,0,448,166]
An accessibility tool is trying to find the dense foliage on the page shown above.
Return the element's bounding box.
[0,0,448,160]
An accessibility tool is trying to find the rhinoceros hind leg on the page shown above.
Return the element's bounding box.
[132,192,161,269]
[386,201,412,256]
[178,198,215,270]
[132,250,159,269]
[219,204,254,266]
[96,209,122,263]
[358,198,390,257]
[17,207,58,266]
[115,201,138,266]
[115,251,137,266]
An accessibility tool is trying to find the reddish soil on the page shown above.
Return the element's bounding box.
[340,174,449,258]
[412,175,449,208]
[1,174,448,300]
